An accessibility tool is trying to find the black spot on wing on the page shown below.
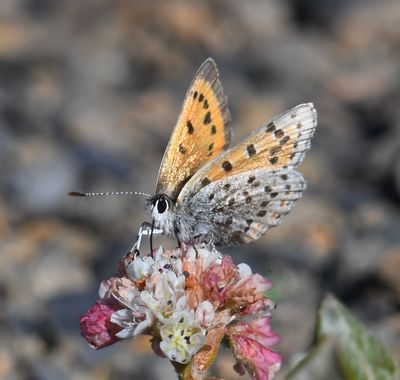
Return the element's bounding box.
[179,144,187,154]
[280,136,290,145]
[187,120,194,134]
[246,144,256,157]
[222,160,233,172]
[204,111,212,125]
[270,146,281,156]
[266,122,276,133]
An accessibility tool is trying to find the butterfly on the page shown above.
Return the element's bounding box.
[70,58,317,249]
[142,58,317,247]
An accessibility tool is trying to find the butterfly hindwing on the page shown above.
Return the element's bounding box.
[182,168,306,245]
[177,103,316,203]
[156,58,231,200]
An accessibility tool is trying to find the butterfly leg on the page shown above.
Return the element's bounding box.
[129,221,163,255]
[149,218,155,256]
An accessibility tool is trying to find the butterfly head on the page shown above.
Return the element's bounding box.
[146,194,176,233]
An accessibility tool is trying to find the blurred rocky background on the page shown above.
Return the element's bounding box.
[1,0,399,379]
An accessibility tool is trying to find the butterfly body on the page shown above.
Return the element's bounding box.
[146,195,205,244]
[145,58,317,247]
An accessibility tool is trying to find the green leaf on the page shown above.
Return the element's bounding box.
[286,294,398,380]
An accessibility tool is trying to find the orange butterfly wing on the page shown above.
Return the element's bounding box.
[155,58,231,200]
[178,103,317,202]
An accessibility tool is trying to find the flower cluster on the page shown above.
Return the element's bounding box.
[80,244,282,380]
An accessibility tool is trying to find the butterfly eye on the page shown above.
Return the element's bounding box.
[156,197,169,214]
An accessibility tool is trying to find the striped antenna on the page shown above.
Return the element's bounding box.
[68,191,151,198]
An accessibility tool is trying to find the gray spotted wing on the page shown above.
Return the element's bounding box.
[181,168,306,245]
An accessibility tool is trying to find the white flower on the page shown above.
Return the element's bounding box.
[127,255,156,279]
[159,310,205,364]
[110,281,155,338]
[127,247,184,281]
[140,272,186,323]
[110,280,141,310]
[111,308,154,338]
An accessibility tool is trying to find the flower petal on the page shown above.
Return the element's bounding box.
[195,301,215,328]
[228,334,282,380]
[228,317,280,348]
[237,263,252,279]
[189,325,226,378]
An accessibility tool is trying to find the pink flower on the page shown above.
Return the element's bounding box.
[201,254,274,317]
[80,301,122,349]
[80,244,282,379]
[227,317,282,380]
[226,274,273,314]
[201,255,240,305]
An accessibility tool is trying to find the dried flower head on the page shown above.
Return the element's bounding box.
[80,244,282,379]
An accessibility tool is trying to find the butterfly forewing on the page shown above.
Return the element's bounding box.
[177,103,316,203]
[156,58,231,200]
[183,169,306,245]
